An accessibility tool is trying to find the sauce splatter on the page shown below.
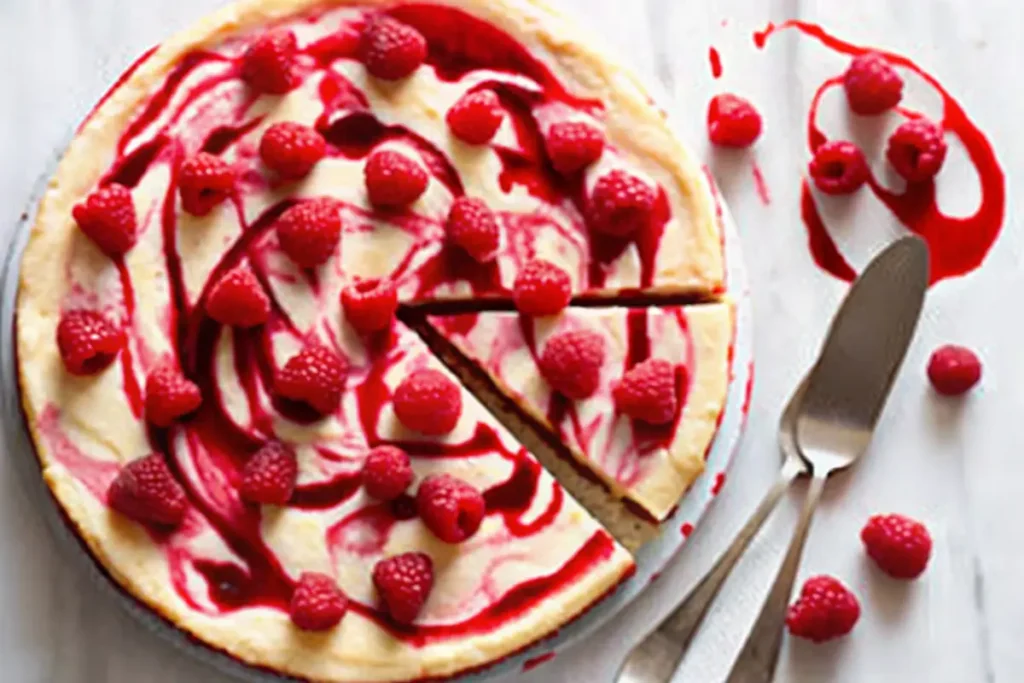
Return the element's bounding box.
[711,472,727,496]
[680,522,694,537]
[523,651,557,671]
[708,46,723,79]
[751,162,771,206]
[756,21,1005,285]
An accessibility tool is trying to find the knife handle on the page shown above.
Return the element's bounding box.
[614,459,802,683]
[724,472,828,683]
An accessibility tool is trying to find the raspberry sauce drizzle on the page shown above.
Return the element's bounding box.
[756,21,1005,285]
[708,47,723,79]
[47,2,641,644]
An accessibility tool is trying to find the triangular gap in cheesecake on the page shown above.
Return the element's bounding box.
[411,302,734,525]
[406,311,660,552]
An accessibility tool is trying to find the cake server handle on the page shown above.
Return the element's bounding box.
[612,456,803,683]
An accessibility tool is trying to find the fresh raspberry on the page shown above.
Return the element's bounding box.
[289,572,349,631]
[886,118,948,183]
[927,345,982,396]
[612,358,679,425]
[259,122,327,179]
[359,15,427,81]
[843,52,904,115]
[372,552,434,624]
[861,513,933,579]
[108,453,188,527]
[707,93,762,148]
[361,445,414,501]
[341,278,398,333]
[242,29,300,94]
[447,90,504,145]
[56,310,124,375]
[446,197,500,263]
[71,184,137,257]
[206,268,271,328]
[178,152,236,216]
[544,120,605,175]
[808,140,870,195]
[786,575,861,643]
[145,364,202,428]
[240,441,298,505]
[364,149,429,208]
[512,259,571,316]
[416,474,485,543]
[393,368,462,435]
[276,198,343,268]
[276,343,348,416]
[588,169,657,238]
[539,329,605,400]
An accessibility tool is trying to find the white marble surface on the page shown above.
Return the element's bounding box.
[2,0,1023,681]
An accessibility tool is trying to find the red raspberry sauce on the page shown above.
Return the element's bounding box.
[756,21,1005,286]
[708,46,723,79]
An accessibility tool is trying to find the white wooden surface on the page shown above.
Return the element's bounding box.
[2,1,1022,681]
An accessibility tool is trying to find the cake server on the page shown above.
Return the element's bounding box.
[614,235,929,683]
[725,236,928,682]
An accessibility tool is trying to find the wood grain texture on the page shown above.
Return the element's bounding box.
[2,0,1022,681]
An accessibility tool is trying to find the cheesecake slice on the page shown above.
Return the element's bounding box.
[427,304,733,521]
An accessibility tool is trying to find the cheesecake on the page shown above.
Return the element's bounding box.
[15,1,731,680]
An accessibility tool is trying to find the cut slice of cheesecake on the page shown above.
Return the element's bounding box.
[427,304,733,521]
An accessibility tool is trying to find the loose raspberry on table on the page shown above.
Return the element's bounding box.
[416,474,485,543]
[613,357,679,425]
[446,196,500,263]
[539,328,605,400]
[544,120,605,175]
[365,149,429,208]
[373,552,434,624]
[808,140,870,195]
[707,93,762,148]
[512,259,572,317]
[927,344,982,396]
[843,52,904,115]
[393,368,462,435]
[56,309,124,376]
[290,572,349,631]
[341,278,398,333]
[359,15,427,81]
[206,268,271,328]
[242,29,300,94]
[108,453,188,528]
[259,121,326,179]
[178,152,236,216]
[275,343,348,416]
[447,89,504,145]
[886,118,948,183]
[145,364,202,428]
[588,169,657,238]
[861,513,933,579]
[276,198,343,268]
[362,445,414,501]
[786,575,861,643]
[240,441,298,506]
[72,184,137,257]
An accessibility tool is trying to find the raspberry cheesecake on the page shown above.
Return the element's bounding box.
[15,0,731,680]
[427,304,732,521]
